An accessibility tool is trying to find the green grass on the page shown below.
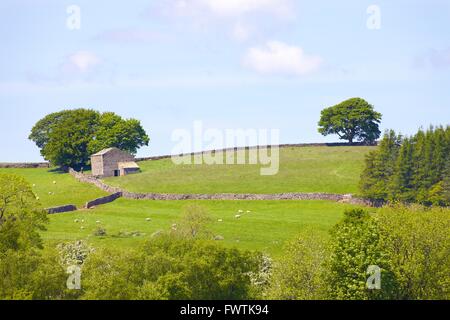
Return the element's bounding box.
[2,146,372,256]
[41,199,360,256]
[104,146,375,195]
[0,168,108,208]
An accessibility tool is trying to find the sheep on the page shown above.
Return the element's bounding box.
[146,218,152,222]
[235,215,241,219]
[218,219,223,222]
[53,181,56,184]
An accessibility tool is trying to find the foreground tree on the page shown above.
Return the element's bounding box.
[318,98,382,144]
[29,109,149,169]
[0,174,67,300]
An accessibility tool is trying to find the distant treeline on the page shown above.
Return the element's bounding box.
[360,126,450,206]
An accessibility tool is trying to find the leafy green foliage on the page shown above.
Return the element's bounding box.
[0,174,47,251]
[172,204,213,239]
[318,98,382,144]
[29,109,149,168]
[376,205,450,300]
[0,174,66,300]
[81,235,262,300]
[265,229,327,300]
[326,209,394,300]
[360,126,450,205]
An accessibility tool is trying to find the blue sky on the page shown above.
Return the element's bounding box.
[0,0,449,161]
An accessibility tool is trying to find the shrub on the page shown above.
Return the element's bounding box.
[81,234,262,300]
[265,229,327,300]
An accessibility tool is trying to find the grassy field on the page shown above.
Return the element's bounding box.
[0,168,108,208]
[104,146,375,195]
[42,199,359,256]
[1,146,372,256]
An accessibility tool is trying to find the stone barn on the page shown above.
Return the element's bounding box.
[91,147,140,177]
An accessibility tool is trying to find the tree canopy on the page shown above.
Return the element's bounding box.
[29,109,149,169]
[360,126,450,206]
[318,98,382,144]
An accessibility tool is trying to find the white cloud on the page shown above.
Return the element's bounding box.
[190,0,293,17]
[95,29,167,43]
[63,51,101,74]
[242,41,322,76]
[231,22,252,42]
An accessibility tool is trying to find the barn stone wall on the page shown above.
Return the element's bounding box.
[91,155,104,176]
[100,149,135,177]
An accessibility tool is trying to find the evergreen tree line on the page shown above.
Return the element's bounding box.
[360,126,450,206]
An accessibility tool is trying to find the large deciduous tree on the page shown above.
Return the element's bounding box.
[318,98,382,144]
[29,109,150,169]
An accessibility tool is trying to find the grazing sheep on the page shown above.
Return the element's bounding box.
[146,218,152,222]
[35,197,40,200]
[246,210,251,213]
[218,219,223,222]
[80,227,85,230]
[32,184,36,187]
[238,210,244,213]
[214,235,225,241]
[235,215,241,219]
[53,181,56,184]
[81,220,85,223]
[74,219,79,223]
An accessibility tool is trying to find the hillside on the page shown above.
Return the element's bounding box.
[104,146,376,195]
[42,199,358,256]
[0,168,108,208]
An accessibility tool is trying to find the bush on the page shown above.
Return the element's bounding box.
[376,205,450,299]
[81,234,262,300]
[265,230,327,300]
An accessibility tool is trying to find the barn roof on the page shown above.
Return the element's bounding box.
[91,147,119,156]
[118,161,140,169]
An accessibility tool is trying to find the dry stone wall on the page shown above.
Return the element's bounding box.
[46,205,77,214]
[0,162,50,168]
[85,192,123,209]
[68,168,374,205]
[135,142,375,162]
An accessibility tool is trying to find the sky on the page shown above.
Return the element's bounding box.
[0,0,449,161]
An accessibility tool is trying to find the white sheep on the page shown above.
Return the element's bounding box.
[146,218,152,222]
[218,219,223,222]
[235,215,241,219]
[238,210,244,213]
[96,221,101,224]
[53,181,56,184]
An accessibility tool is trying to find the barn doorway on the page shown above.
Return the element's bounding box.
[114,170,120,177]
